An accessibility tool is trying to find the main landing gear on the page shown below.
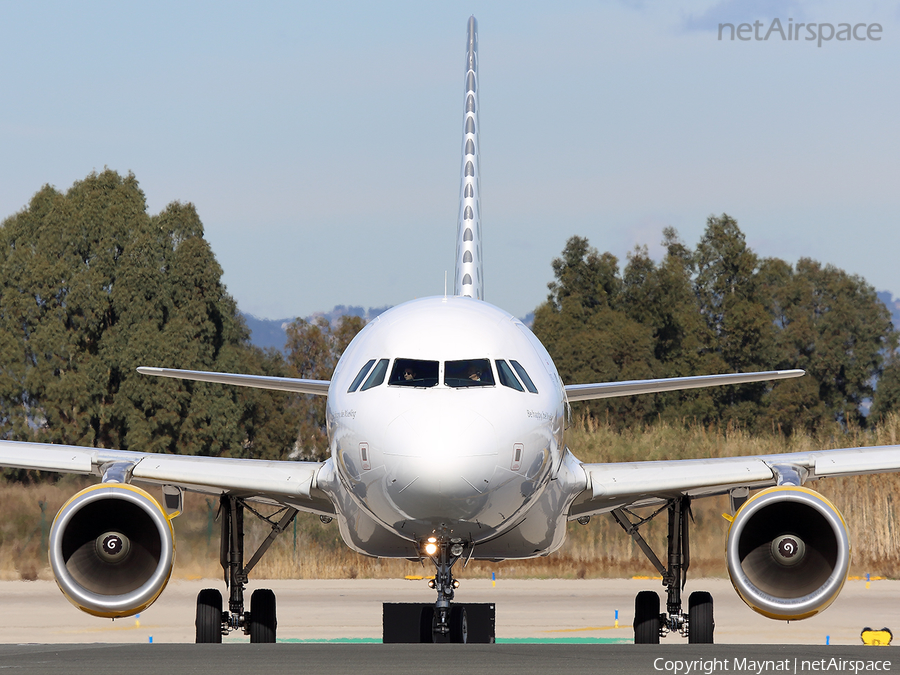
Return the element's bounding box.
[195,495,298,643]
[421,537,468,643]
[611,496,714,644]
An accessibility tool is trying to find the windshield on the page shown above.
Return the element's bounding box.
[389,358,439,387]
[348,359,376,393]
[444,359,495,388]
[360,359,389,391]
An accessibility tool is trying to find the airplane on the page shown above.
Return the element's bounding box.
[1,15,898,645]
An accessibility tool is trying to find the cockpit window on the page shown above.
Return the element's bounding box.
[360,358,389,391]
[348,359,376,393]
[496,360,524,392]
[510,360,539,394]
[444,359,495,388]
[389,358,439,388]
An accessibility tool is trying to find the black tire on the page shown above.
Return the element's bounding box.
[450,605,468,644]
[634,591,660,644]
[195,588,223,643]
[419,606,435,643]
[688,591,714,644]
[249,588,277,643]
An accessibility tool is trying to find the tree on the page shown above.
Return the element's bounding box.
[546,236,621,314]
[0,170,291,459]
[534,237,658,426]
[621,230,721,423]
[532,215,899,433]
[761,257,897,430]
[872,357,900,421]
[284,314,366,460]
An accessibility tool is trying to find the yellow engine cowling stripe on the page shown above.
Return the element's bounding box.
[50,483,176,618]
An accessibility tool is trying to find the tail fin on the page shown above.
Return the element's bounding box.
[454,16,483,300]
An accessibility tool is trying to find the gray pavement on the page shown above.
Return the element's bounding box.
[0,643,895,675]
[1,577,898,645]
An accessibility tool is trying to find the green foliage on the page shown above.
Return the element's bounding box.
[284,315,365,461]
[533,214,899,432]
[872,356,900,421]
[535,237,658,423]
[760,257,896,430]
[0,170,296,460]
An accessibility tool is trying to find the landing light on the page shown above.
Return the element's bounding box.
[424,542,438,556]
[450,543,464,557]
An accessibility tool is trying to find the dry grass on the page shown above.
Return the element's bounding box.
[4,413,900,581]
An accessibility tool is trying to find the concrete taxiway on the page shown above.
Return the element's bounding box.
[0,644,896,675]
[1,577,897,645]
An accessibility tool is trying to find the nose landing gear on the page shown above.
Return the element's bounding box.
[421,537,468,643]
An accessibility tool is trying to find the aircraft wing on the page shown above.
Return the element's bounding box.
[137,366,331,396]
[564,369,804,402]
[569,444,900,518]
[0,440,335,516]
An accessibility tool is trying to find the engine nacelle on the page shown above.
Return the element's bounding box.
[49,484,175,618]
[726,486,850,621]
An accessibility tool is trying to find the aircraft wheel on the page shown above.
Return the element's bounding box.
[419,606,434,643]
[195,588,223,643]
[249,589,277,643]
[688,591,714,644]
[633,590,660,644]
[450,605,468,643]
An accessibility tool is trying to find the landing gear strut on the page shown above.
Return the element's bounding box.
[422,538,468,643]
[195,495,297,643]
[612,496,714,644]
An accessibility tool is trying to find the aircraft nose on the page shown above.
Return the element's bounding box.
[383,404,499,521]
[385,455,495,523]
[384,403,498,458]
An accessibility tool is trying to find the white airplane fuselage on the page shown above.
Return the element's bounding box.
[316,296,587,560]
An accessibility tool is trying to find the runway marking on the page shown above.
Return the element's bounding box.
[270,637,633,644]
[545,625,628,633]
[275,638,382,643]
[497,637,632,644]
[56,624,160,634]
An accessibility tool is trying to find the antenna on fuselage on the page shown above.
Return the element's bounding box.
[454,15,483,300]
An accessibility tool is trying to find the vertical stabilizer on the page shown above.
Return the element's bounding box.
[454,16,483,300]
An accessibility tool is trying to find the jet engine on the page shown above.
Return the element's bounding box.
[726,486,850,621]
[49,484,175,618]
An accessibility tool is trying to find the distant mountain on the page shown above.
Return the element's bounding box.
[877,291,900,331]
[308,304,392,326]
[241,305,392,352]
[246,295,895,353]
[241,314,296,351]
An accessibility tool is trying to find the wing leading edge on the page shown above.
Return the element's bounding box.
[569,444,900,519]
[564,369,804,402]
[0,440,334,516]
[136,367,801,401]
[137,366,330,396]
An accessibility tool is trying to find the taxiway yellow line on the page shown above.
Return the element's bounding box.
[545,625,628,633]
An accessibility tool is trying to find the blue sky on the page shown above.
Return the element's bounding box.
[1,1,898,320]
